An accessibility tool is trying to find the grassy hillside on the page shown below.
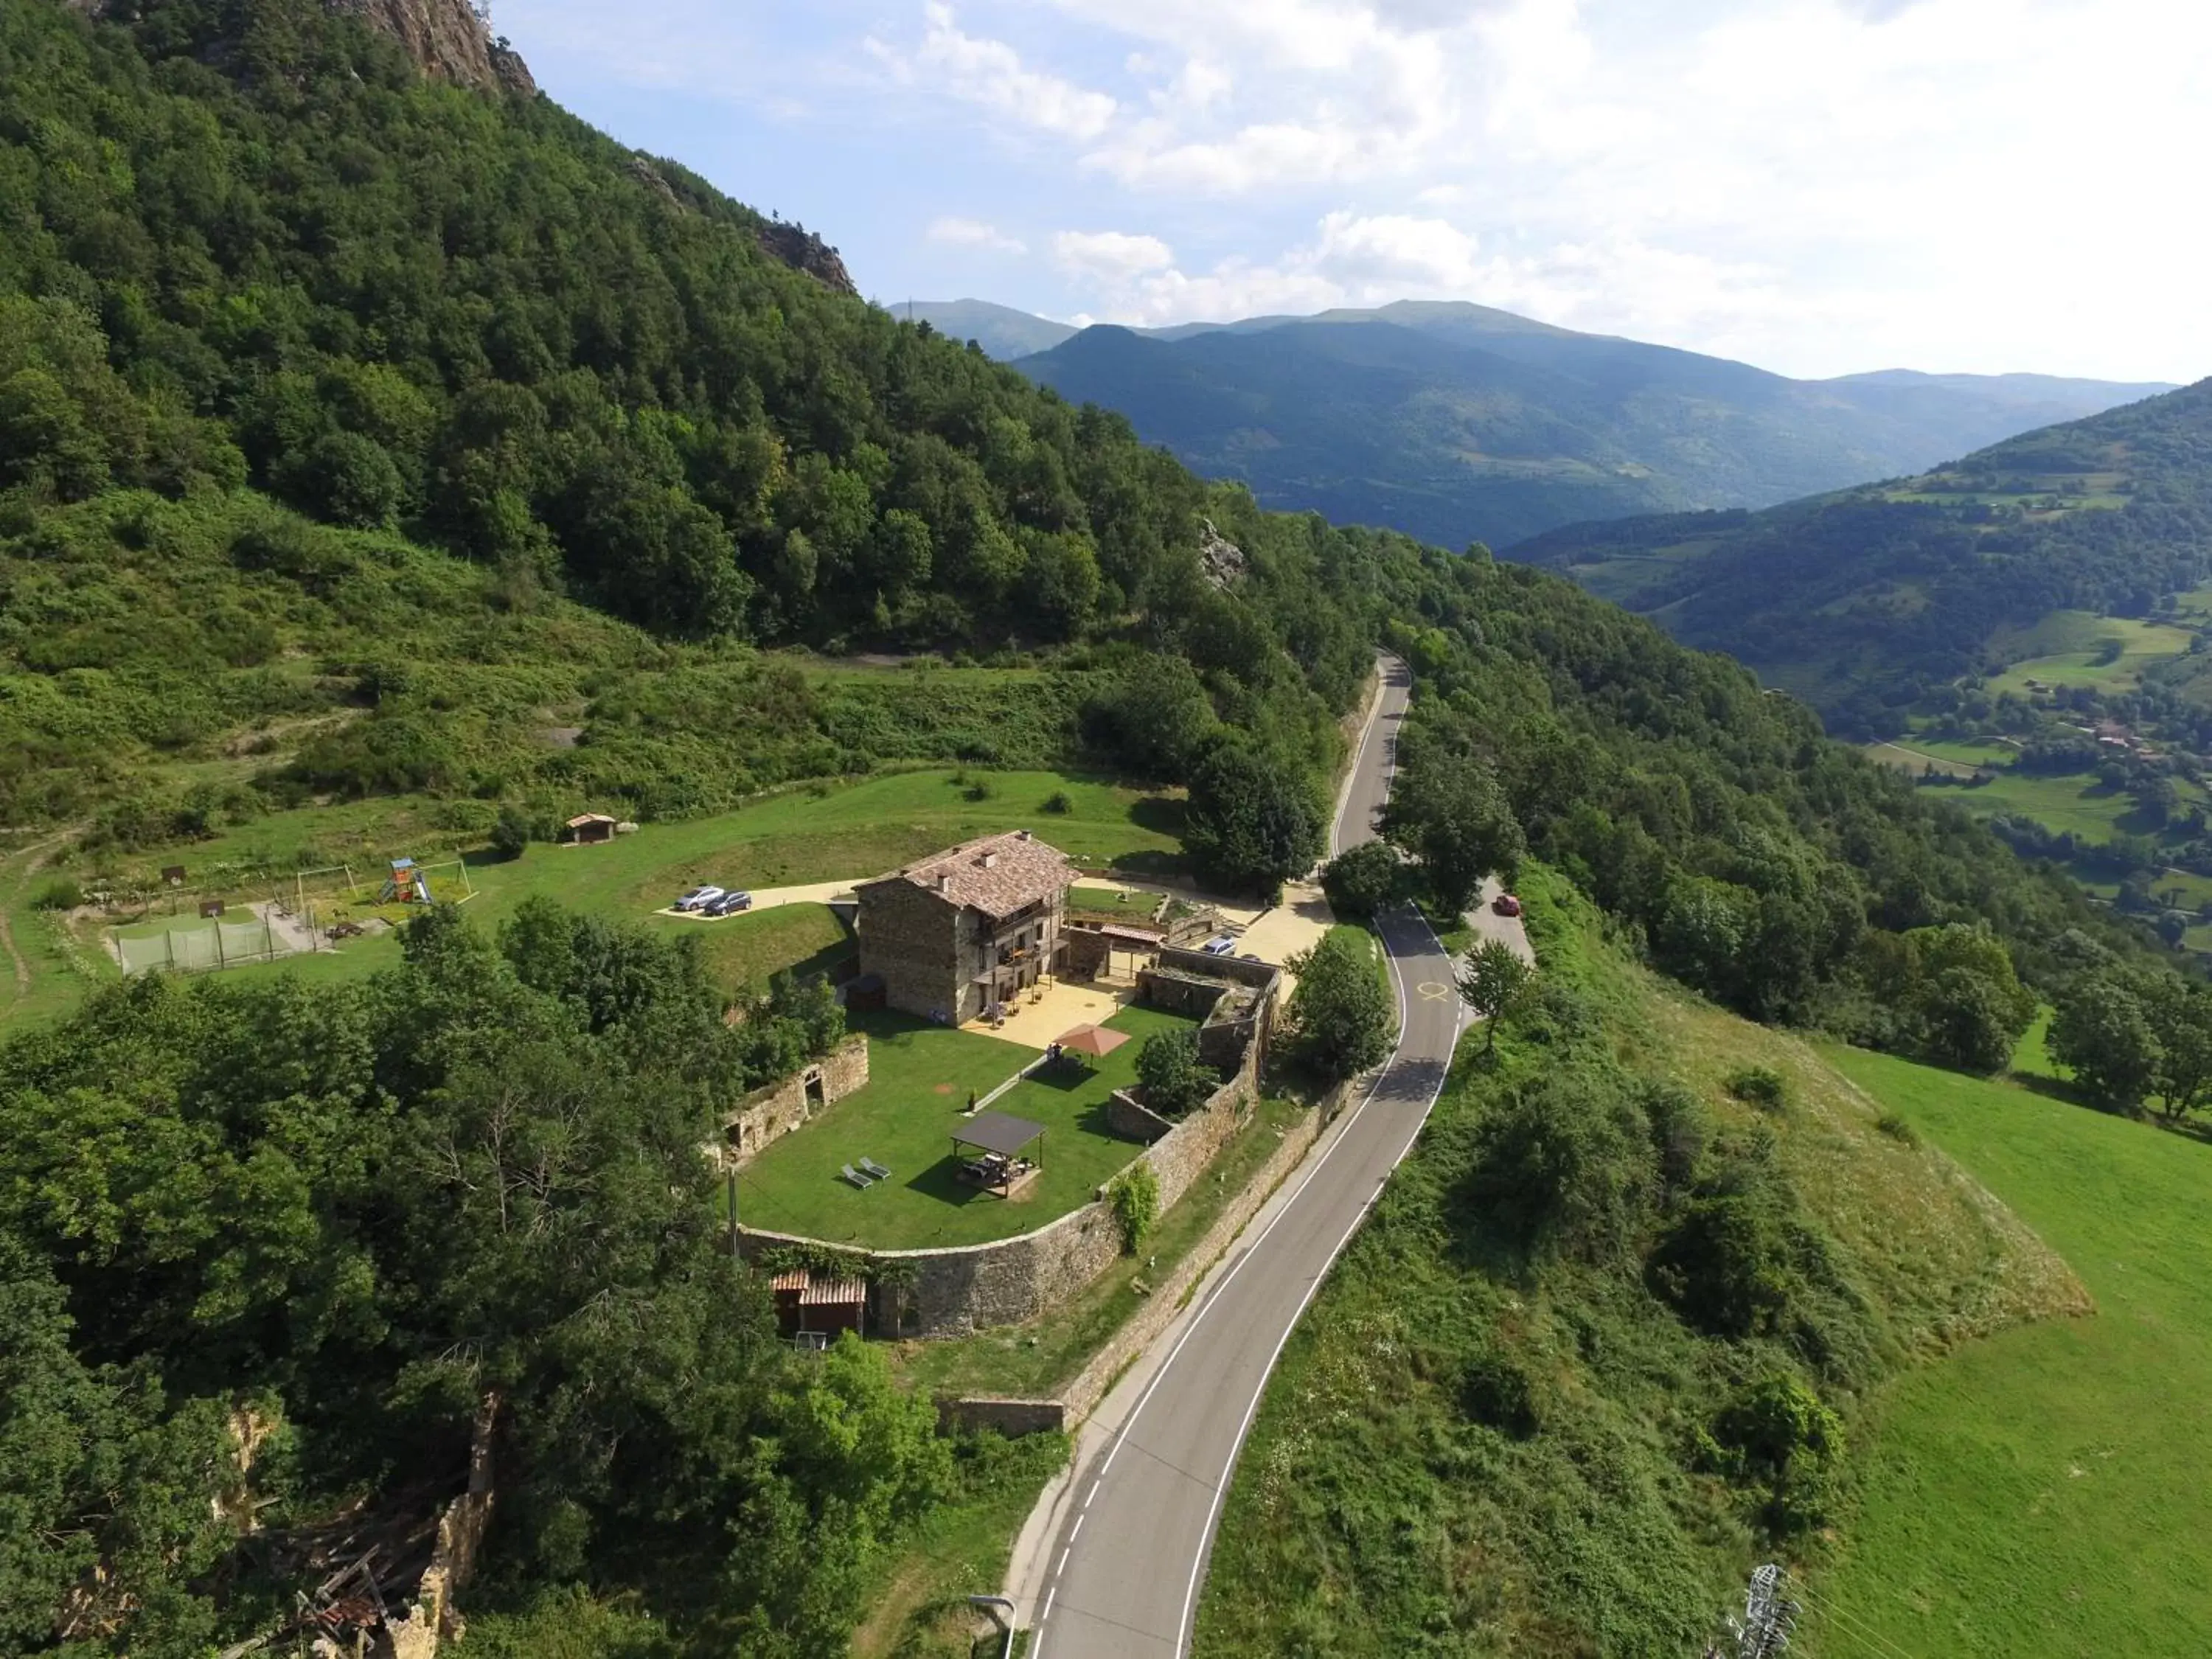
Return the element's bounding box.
[1514,380,2212,734]
[0,765,1180,1034]
[1814,1043,2212,1657]
[1195,872,2084,1654]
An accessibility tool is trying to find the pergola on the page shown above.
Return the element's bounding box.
[950,1110,1046,1197]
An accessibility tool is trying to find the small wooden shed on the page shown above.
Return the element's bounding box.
[566,813,618,846]
[771,1269,867,1343]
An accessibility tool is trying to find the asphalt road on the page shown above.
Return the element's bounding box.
[1026,657,1470,1657]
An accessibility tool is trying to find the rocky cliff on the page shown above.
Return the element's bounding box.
[755,220,857,297]
[69,0,535,94]
[322,0,534,94]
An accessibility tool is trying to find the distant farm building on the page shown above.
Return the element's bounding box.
[855,830,1072,1024]
[565,812,618,845]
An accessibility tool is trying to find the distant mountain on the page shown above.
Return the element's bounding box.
[1514,379,2212,732]
[953,298,2168,549]
[900,299,1078,361]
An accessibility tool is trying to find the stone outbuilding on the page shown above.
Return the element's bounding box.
[855,830,1072,1024]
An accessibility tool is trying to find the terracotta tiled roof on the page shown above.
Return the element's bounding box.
[866,830,1071,919]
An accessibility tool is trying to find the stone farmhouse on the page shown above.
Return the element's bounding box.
[855,830,1072,1023]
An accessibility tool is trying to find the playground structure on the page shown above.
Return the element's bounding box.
[379,858,435,904]
[105,856,476,978]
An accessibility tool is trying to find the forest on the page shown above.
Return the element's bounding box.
[1,0,2205,1651]
[1514,382,2212,735]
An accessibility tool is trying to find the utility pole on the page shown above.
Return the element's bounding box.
[1716,1563,1798,1659]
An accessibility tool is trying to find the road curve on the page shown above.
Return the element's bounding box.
[1026,656,1465,1657]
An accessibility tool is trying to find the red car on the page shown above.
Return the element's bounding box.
[1491,892,1523,917]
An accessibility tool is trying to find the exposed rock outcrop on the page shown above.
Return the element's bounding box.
[324,0,535,94]
[1197,517,1248,589]
[68,0,536,94]
[756,220,858,296]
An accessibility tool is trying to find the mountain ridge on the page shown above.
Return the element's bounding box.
[908,298,2170,548]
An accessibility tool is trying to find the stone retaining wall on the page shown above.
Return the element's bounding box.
[720,1034,869,1168]
[1106,1087,1175,1142]
[737,1021,1265,1338]
[939,1074,1348,1436]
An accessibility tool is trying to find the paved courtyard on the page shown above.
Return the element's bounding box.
[962,977,1135,1049]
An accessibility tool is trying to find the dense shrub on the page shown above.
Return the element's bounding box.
[1466,1064,1656,1262]
[1725,1065,1788,1111]
[1319,840,1402,919]
[1108,1164,1159,1254]
[1135,1028,1215,1117]
[1702,1371,1848,1536]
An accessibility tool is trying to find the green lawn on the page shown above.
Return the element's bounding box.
[897,1095,1308,1399]
[1985,611,2194,696]
[734,1004,1196,1251]
[1863,740,1985,778]
[1941,769,2143,842]
[685,902,855,995]
[9,768,1183,1035]
[1812,1044,2212,1658]
[1067,883,1151,914]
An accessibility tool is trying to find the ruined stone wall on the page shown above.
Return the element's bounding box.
[734,980,1276,1338]
[1063,927,1112,979]
[740,1199,1124,1339]
[720,1034,869,1167]
[1157,945,1281,990]
[1139,967,1228,1020]
[1141,1039,1259,1215]
[857,879,962,1021]
[1107,1088,1175,1142]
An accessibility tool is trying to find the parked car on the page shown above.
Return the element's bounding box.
[673,885,725,913]
[1492,892,1523,917]
[705,890,754,917]
[1200,935,1237,955]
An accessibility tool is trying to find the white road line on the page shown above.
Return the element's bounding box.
[1070,1514,1085,1543]
[1171,908,1459,1652]
[1035,664,1425,1655]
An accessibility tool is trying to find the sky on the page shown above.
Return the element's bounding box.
[496,0,2208,382]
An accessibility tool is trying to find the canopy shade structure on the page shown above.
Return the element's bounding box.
[951,1110,1047,1160]
[1054,1023,1129,1057]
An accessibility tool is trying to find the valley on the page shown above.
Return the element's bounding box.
[4,3,2211,1658]
[922,298,2165,550]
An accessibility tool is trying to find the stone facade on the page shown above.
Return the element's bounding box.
[719,1034,869,1168]
[856,832,1071,1024]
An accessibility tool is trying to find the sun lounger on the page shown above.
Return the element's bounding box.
[841,1164,872,1189]
[860,1158,892,1182]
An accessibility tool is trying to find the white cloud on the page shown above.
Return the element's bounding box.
[928,215,1028,254]
[1052,229,1176,280]
[502,0,2212,378]
[874,3,1119,139]
[1048,209,1825,358]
